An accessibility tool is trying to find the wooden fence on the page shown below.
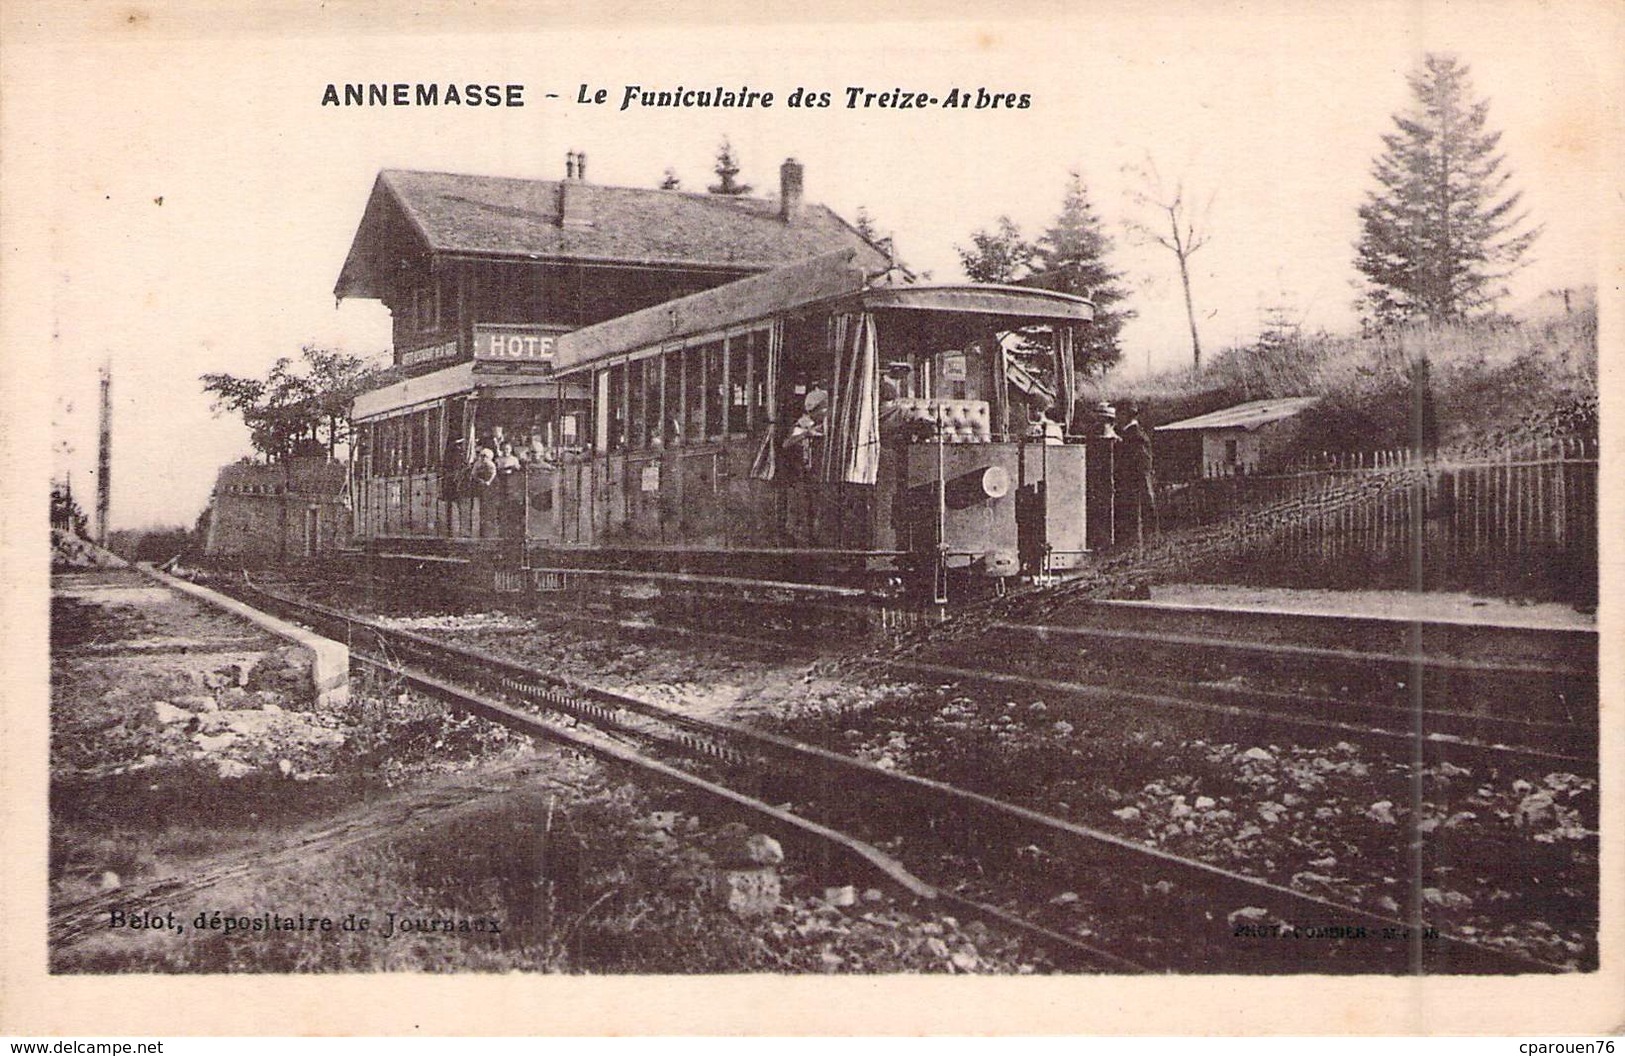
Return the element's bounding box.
[1155,438,1598,602]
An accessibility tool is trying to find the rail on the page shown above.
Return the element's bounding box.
[230,577,1569,974]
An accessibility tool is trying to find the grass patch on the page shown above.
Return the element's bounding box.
[1104,304,1597,457]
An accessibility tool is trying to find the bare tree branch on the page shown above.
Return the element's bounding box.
[1123,156,1214,370]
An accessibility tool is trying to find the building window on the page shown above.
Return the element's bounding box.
[414,283,440,332]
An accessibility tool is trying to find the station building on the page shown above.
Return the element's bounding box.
[336,155,891,543]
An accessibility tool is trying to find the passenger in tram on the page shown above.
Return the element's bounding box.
[784,385,829,475]
[879,363,911,440]
[472,447,499,487]
[524,431,553,467]
[1025,393,1066,444]
[878,362,937,444]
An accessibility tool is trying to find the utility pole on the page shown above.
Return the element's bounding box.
[96,362,111,546]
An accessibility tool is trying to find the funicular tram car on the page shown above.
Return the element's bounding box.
[350,250,1114,602]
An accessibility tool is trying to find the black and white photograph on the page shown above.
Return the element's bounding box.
[3,0,1620,1037]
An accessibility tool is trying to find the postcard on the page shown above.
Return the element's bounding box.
[3,0,1620,1037]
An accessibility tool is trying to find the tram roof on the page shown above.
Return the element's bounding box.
[352,362,589,421]
[861,283,1095,322]
[552,251,1095,374]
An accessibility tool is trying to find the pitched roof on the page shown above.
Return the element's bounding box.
[1154,396,1321,432]
[335,169,888,299]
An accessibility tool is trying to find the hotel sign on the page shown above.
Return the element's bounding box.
[475,325,563,366]
[399,340,458,368]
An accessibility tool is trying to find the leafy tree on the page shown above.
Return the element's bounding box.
[1355,53,1541,325]
[956,216,1034,284]
[1026,171,1133,375]
[708,138,752,196]
[1124,156,1212,371]
[659,167,682,190]
[201,345,381,463]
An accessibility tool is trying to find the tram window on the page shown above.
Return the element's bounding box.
[662,350,682,445]
[725,334,749,436]
[746,330,769,429]
[607,365,627,451]
[628,359,647,449]
[703,341,724,440]
[409,410,425,472]
[643,356,662,449]
[354,425,371,479]
[685,346,706,440]
[445,396,467,468]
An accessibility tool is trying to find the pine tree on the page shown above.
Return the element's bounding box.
[956,217,1034,284]
[50,480,89,536]
[1028,171,1133,375]
[708,138,752,196]
[853,205,898,261]
[853,206,879,242]
[1355,53,1540,325]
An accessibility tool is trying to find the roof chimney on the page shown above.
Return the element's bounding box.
[558,152,593,227]
[780,157,803,223]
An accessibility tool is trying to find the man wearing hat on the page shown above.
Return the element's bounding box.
[1116,401,1157,545]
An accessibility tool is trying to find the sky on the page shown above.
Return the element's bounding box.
[6,0,1620,530]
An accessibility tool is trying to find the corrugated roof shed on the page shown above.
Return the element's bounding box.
[1155,396,1321,432]
[336,169,888,300]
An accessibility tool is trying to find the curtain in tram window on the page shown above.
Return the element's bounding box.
[824,312,880,485]
[749,321,783,481]
[1057,325,1078,433]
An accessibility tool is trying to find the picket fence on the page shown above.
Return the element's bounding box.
[1154,437,1597,601]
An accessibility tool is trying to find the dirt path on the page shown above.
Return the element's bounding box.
[51,754,562,951]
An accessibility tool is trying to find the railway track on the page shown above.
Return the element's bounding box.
[368,574,1595,772]
[228,577,1577,974]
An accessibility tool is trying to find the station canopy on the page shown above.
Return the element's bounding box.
[352,362,589,421]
